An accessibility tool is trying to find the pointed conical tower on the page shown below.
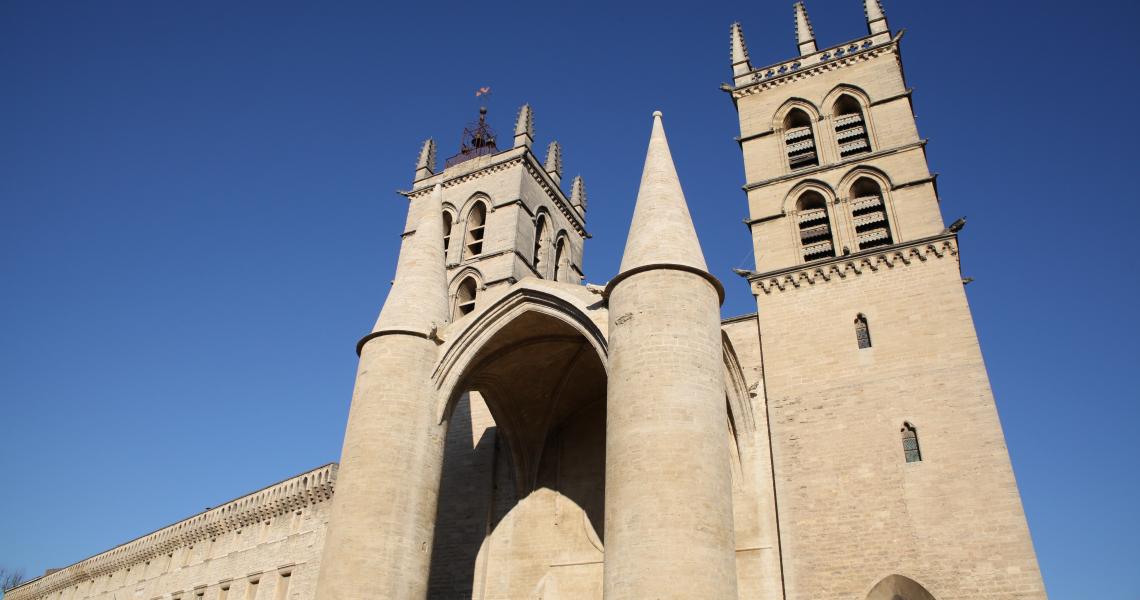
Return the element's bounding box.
[794,1,817,55]
[544,140,563,185]
[730,22,752,78]
[314,184,450,600]
[864,0,888,34]
[603,112,737,600]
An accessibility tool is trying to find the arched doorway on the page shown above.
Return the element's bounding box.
[866,575,937,600]
[428,306,607,599]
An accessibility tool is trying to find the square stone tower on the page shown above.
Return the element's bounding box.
[727,2,1047,598]
[406,105,588,321]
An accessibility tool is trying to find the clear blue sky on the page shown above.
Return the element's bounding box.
[1,1,1137,598]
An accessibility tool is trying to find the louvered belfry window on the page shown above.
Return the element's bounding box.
[850,178,893,251]
[796,191,835,261]
[833,95,872,158]
[901,423,922,463]
[464,202,487,257]
[784,109,819,170]
[454,277,478,318]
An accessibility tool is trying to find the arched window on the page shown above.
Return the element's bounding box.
[850,177,893,250]
[553,237,569,283]
[901,422,922,463]
[533,214,549,276]
[464,201,487,258]
[454,276,478,318]
[855,313,871,349]
[796,191,835,261]
[783,108,818,169]
[442,211,454,253]
[833,94,871,158]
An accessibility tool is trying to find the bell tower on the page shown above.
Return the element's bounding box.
[407,104,588,321]
[726,2,1047,599]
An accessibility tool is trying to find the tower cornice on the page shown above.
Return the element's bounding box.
[402,146,588,237]
[748,233,958,295]
[727,31,901,100]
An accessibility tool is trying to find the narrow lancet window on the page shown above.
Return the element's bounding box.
[850,178,893,250]
[796,191,835,261]
[442,211,453,253]
[464,202,486,258]
[833,95,872,157]
[855,313,872,348]
[455,277,478,318]
[533,214,549,276]
[553,237,569,283]
[901,422,922,463]
[784,108,818,169]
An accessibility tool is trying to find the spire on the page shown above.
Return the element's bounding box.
[544,140,563,185]
[794,2,817,55]
[570,175,587,215]
[513,103,534,149]
[372,184,449,335]
[618,111,707,274]
[864,0,888,35]
[414,138,436,182]
[730,22,752,77]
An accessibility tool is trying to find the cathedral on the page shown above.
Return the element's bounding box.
[7,2,1047,599]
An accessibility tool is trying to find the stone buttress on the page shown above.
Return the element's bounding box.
[314,185,449,600]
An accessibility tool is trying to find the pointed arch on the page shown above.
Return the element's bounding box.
[532,210,552,278]
[849,176,894,250]
[442,208,456,257]
[865,574,937,600]
[788,183,837,262]
[460,194,490,259]
[552,233,571,283]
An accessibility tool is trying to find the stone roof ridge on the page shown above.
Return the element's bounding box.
[5,464,338,600]
[617,111,708,274]
[371,183,449,336]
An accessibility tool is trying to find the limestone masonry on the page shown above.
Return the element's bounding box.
[10,2,1046,599]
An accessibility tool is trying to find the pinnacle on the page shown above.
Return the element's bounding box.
[730,22,751,72]
[570,175,587,214]
[372,184,449,335]
[794,2,817,54]
[544,141,563,180]
[618,112,708,274]
[864,0,889,34]
[415,138,436,179]
[514,104,534,148]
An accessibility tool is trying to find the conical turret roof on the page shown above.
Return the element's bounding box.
[618,111,708,274]
[372,184,449,335]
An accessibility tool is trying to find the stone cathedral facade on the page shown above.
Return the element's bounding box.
[9,2,1047,600]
